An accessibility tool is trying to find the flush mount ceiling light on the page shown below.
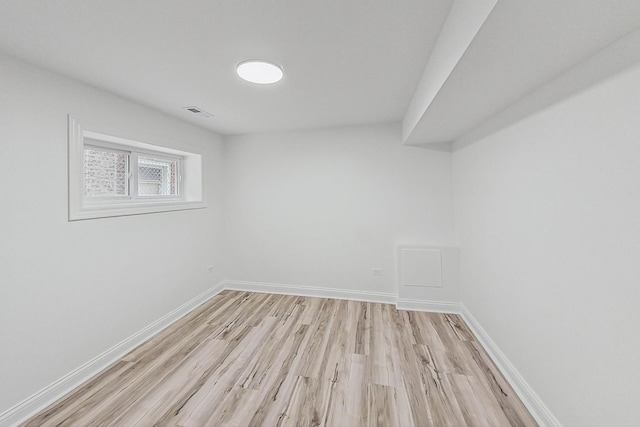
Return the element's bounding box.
[236,60,283,84]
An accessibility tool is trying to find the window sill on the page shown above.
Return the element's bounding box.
[69,200,206,221]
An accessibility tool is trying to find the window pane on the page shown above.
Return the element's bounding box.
[137,155,178,196]
[84,147,128,197]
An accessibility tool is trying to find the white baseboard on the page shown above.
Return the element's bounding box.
[460,305,561,427]
[0,281,225,427]
[396,298,462,314]
[224,281,461,314]
[223,280,397,305]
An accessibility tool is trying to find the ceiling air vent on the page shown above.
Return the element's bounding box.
[182,106,214,118]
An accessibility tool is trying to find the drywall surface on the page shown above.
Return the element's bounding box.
[224,124,456,295]
[0,54,225,413]
[403,0,497,144]
[452,64,640,426]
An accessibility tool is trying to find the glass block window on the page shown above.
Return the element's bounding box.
[84,146,128,197]
[138,156,179,197]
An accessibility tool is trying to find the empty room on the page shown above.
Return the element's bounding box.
[1,1,639,426]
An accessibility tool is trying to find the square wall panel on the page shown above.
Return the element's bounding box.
[399,247,442,288]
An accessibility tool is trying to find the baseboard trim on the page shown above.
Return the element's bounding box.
[0,281,225,427]
[223,280,397,305]
[396,298,462,314]
[460,305,561,427]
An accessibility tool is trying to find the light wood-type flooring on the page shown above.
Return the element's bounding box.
[22,291,537,427]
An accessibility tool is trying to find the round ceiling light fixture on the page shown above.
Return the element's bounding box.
[236,59,283,84]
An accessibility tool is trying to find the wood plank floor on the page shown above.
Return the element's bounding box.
[21,291,537,427]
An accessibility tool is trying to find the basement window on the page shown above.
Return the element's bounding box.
[69,116,205,220]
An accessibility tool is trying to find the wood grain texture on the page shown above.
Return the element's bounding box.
[21,291,537,427]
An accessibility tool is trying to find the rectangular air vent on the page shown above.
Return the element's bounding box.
[182,106,214,118]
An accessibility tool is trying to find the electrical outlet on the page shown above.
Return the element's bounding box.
[372,268,383,276]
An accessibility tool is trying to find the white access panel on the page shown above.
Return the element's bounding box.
[399,247,442,288]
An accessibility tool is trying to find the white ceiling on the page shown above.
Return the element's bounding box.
[1,1,639,142]
[0,0,452,135]
[405,0,640,146]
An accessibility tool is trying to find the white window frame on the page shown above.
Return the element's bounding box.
[134,152,182,200]
[83,141,183,202]
[69,116,205,220]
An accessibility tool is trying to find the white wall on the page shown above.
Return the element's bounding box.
[0,54,225,413]
[224,124,456,296]
[452,64,640,426]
